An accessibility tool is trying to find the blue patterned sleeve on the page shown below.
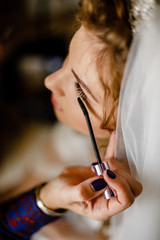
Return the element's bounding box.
[0,188,60,239]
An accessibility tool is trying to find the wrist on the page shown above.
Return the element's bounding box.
[40,182,54,209]
[36,183,67,217]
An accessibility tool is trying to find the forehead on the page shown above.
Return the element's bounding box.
[69,26,106,100]
[70,26,97,71]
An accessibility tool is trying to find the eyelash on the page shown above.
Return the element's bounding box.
[74,82,87,101]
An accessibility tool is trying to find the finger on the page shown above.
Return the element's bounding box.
[115,169,143,197]
[70,176,108,202]
[105,131,116,159]
[106,159,131,174]
[103,170,135,209]
[61,166,95,181]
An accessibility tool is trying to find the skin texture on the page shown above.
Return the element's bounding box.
[41,25,142,221]
[45,25,114,139]
[40,131,142,221]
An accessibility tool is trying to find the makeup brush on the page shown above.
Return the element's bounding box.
[77,97,102,164]
[77,97,114,199]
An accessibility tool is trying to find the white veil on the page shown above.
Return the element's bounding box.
[110,3,160,240]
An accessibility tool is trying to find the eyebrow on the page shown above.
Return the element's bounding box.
[71,69,98,103]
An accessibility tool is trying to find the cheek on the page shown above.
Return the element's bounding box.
[67,102,89,133]
[61,85,89,133]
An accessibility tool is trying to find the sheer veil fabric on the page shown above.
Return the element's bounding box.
[110,3,160,240]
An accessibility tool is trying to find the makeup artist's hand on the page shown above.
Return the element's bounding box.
[40,132,142,221]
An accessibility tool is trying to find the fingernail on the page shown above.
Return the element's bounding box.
[91,178,107,191]
[107,170,116,179]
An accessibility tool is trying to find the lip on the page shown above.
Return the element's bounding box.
[51,94,63,112]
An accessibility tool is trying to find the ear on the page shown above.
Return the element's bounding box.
[105,131,116,159]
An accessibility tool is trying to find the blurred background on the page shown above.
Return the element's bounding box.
[0,0,79,162]
[0,0,84,196]
[0,1,106,239]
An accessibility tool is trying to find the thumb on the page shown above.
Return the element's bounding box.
[105,131,116,159]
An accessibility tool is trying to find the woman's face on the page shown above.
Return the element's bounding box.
[45,25,116,139]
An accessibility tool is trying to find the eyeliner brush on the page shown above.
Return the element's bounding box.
[77,97,102,164]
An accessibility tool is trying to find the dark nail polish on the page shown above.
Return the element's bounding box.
[91,178,107,191]
[91,162,98,167]
[107,170,116,179]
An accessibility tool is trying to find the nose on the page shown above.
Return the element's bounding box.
[44,69,65,97]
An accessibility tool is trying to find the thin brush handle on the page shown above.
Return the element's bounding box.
[77,97,114,199]
[77,97,102,164]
